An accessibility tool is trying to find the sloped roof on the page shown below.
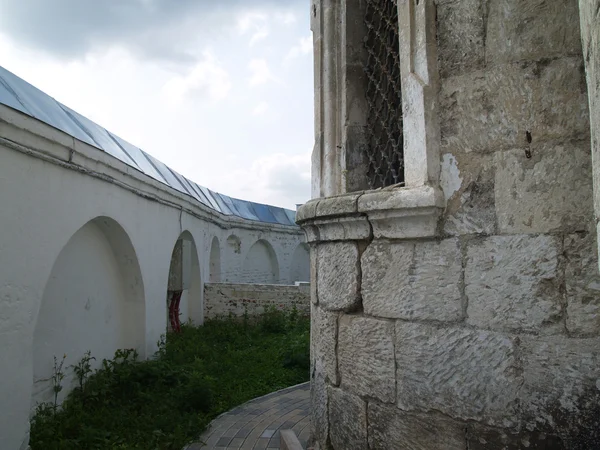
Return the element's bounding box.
[0,66,298,227]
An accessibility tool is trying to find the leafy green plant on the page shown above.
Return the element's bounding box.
[260,305,288,333]
[71,350,95,395]
[281,329,310,370]
[51,354,67,413]
[30,308,310,450]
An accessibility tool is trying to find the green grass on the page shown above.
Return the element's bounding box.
[30,307,310,450]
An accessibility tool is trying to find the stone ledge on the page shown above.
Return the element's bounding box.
[297,185,444,241]
[303,216,371,243]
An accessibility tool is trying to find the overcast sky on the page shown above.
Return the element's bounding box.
[0,0,313,209]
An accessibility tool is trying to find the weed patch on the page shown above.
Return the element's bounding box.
[30,308,309,450]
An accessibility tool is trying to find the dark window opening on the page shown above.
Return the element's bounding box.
[364,0,404,189]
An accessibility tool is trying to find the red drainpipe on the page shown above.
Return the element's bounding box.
[168,290,183,333]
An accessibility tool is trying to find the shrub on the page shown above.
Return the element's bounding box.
[259,305,288,333]
[281,329,310,370]
[30,308,309,450]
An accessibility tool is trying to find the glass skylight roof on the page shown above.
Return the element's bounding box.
[0,65,298,227]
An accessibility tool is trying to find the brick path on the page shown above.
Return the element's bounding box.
[186,382,310,450]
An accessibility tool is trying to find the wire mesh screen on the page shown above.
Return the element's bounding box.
[364,0,404,189]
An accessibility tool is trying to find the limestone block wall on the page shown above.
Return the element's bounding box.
[204,283,310,319]
[579,0,600,265]
[301,0,600,448]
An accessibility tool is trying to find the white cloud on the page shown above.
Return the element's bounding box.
[0,4,313,210]
[237,12,269,47]
[248,59,277,86]
[249,28,269,47]
[298,36,312,53]
[162,51,231,105]
[222,152,311,208]
[237,12,266,33]
[275,12,297,25]
[252,101,269,116]
[284,35,312,64]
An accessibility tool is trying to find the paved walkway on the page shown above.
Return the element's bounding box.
[186,382,310,450]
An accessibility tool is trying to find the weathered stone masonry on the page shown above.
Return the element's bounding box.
[203,282,310,319]
[579,0,600,259]
[299,0,600,448]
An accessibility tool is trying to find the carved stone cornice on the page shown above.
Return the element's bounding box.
[296,185,444,242]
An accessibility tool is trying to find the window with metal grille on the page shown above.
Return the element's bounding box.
[364,0,404,189]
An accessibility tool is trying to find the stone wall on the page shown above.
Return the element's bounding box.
[579,0,600,267]
[301,0,600,448]
[203,283,310,319]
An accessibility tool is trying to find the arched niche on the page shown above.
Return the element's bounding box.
[226,234,241,254]
[290,243,310,283]
[242,239,280,284]
[166,231,202,329]
[209,237,221,282]
[32,216,145,408]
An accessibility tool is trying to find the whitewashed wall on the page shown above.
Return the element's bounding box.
[31,218,146,408]
[0,105,306,450]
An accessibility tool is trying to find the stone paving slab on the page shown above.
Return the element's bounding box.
[186,382,310,450]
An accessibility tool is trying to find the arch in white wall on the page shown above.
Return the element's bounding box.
[166,231,202,329]
[32,216,145,408]
[242,239,280,284]
[226,234,242,254]
[289,243,310,283]
[209,237,221,282]
[223,234,242,283]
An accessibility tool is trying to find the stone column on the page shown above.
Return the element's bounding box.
[310,0,372,197]
[578,0,600,269]
[300,0,600,447]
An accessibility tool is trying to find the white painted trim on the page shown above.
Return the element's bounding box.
[398,0,442,188]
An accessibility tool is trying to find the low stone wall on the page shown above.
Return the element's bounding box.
[204,282,310,319]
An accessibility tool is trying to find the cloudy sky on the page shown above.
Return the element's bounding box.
[0,0,314,209]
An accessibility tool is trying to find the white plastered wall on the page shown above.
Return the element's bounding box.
[209,236,222,282]
[241,240,280,284]
[219,230,302,284]
[289,243,311,283]
[0,106,306,449]
[32,218,145,407]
